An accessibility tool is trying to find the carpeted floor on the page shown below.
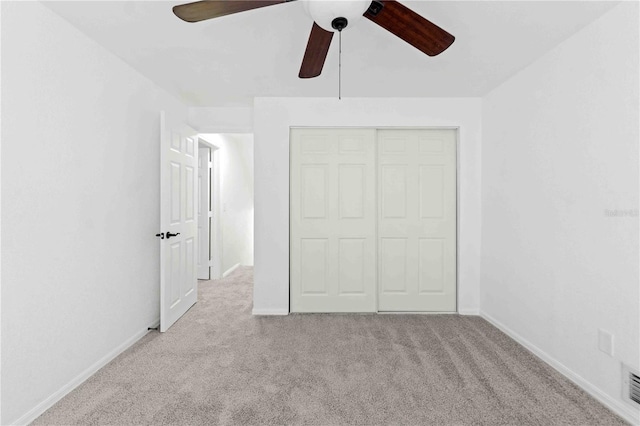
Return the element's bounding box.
[34,267,626,425]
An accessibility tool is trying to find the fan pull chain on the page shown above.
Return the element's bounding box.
[338,30,342,100]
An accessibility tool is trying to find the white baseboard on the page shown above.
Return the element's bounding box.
[11,318,160,426]
[379,311,457,315]
[222,263,241,278]
[458,308,480,316]
[252,308,289,316]
[480,311,640,425]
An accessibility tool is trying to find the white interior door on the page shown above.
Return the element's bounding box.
[290,128,377,313]
[160,111,198,332]
[197,146,211,280]
[377,129,457,312]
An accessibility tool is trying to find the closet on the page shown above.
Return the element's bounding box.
[290,128,456,313]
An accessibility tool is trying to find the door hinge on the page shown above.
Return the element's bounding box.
[208,161,213,169]
[208,211,213,218]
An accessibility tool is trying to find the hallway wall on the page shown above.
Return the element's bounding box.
[1,2,188,424]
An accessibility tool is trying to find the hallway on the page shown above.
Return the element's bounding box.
[33,267,624,425]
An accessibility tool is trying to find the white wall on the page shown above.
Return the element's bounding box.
[0,4,3,422]
[253,97,482,315]
[1,2,188,424]
[201,134,254,274]
[189,107,253,134]
[481,3,639,423]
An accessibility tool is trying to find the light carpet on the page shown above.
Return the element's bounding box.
[33,267,626,425]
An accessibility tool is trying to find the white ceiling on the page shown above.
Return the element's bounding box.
[45,1,618,107]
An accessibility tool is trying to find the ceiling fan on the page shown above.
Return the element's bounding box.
[172,0,455,79]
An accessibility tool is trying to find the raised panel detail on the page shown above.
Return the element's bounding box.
[419,239,445,294]
[184,238,195,296]
[419,137,445,153]
[300,239,328,295]
[339,165,365,219]
[381,138,406,153]
[338,239,365,295]
[381,165,407,218]
[339,136,365,153]
[420,165,444,219]
[171,132,181,152]
[185,166,195,222]
[185,137,195,157]
[380,238,407,293]
[198,226,206,264]
[198,175,202,216]
[170,162,181,224]
[301,135,329,154]
[170,242,181,308]
[301,165,328,219]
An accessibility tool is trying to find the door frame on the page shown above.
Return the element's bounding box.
[197,144,211,280]
[198,137,223,280]
[288,126,460,314]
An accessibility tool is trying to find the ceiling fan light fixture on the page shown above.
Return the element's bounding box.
[172,0,456,80]
[302,0,371,32]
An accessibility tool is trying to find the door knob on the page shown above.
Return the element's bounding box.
[166,232,180,239]
[155,233,165,239]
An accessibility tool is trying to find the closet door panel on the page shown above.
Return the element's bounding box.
[291,128,376,312]
[378,129,457,312]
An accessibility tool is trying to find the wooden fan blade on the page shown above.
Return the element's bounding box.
[364,0,454,56]
[173,0,291,23]
[299,23,334,79]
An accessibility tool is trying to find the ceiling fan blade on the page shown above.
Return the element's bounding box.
[173,0,292,23]
[364,0,454,56]
[299,23,334,79]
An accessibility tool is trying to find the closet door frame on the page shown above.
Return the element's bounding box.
[289,126,460,314]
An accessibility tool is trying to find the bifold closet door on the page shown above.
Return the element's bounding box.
[378,129,457,312]
[290,128,376,312]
